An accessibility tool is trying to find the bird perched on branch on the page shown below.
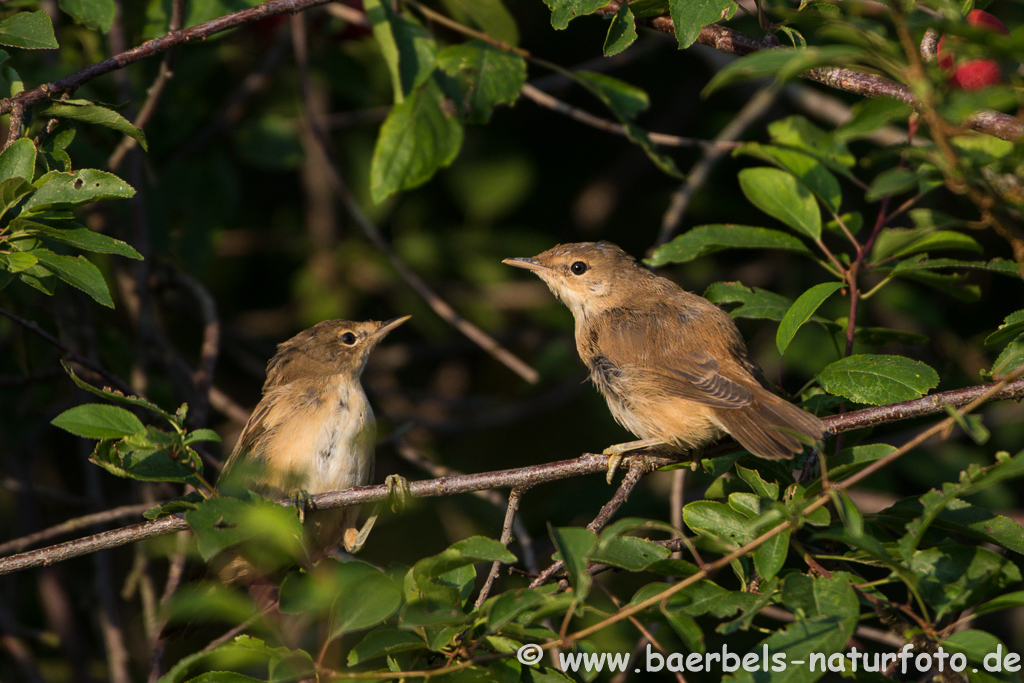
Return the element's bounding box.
[504,242,823,480]
[217,316,410,581]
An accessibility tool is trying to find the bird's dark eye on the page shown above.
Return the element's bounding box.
[341,332,357,345]
[570,261,588,275]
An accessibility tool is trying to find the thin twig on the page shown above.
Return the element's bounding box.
[0,502,154,555]
[522,83,740,150]
[0,307,133,394]
[107,0,185,170]
[656,86,779,247]
[474,488,524,609]
[529,456,651,589]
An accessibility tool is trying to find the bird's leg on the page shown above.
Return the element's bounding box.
[342,475,411,554]
[602,438,666,484]
[290,489,316,524]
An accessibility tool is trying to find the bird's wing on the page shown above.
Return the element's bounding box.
[595,306,753,409]
[218,397,275,491]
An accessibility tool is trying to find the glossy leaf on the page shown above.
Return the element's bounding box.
[52,403,143,439]
[738,167,821,240]
[25,169,134,211]
[364,0,437,101]
[40,100,147,150]
[735,143,842,213]
[705,46,861,94]
[59,0,115,32]
[542,0,611,29]
[437,42,525,124]
[16,221,142,259]
[818,354,939,405]
[776,281,844,355]
[370,79,463,204]
[603,3,636,56]
[648,225,812,266]
[0,11,58,49]
[668,0,732,48]
[548,525,596,598]
[29,248,113,307]
[704,282,794,321]
[280,560,402,639]
[0,137,36,183]
[347,628,425,666]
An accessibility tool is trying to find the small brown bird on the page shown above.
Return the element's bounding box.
[218,316,410,574]
[504,242,823,480]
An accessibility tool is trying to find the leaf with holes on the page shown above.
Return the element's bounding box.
[818,354,939,405]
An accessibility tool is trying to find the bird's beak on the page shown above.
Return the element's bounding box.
[376,315,412,338]
[502,257,548,272]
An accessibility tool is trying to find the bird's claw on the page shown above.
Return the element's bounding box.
[291,489,316,524]
[384,474,411,513]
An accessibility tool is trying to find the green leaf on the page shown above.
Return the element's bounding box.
[943,629,1007,667]
[767,116,856,173]
[25,168,135,211]
[704,45,861,94]
[0,137,36,183]
[669,0,733,48]
[738,167,821,240]
[836,97,913,141]
[542,0,611,29]
[992,336,1024,377]
[0,11,58,49]
[548,525,596,599]
[59,0,115,32]
[61,361,172,419]
[781,573,859,619]
[776,281,844,355]
[364,0,438,101]
[280,560,402,639]
[972,591,1024,618]
[486,588,549,632]
[735,465,779,500]
[52,403,143,439]
[647,225,813,267]
[683,500,754,548]
[40,100,147,151]
[872,228,982,262]
[1,251,37,273]
[603,3,637,56]
[865,167,918,201]
[734,143,843,213]
[89,429,202,485]
[984,310,1024,347]
[728,616,856,683]
[437,41,525,124]
[439,0,519,45]
[347,628,425,666]
[753,527,789,580]
[0,176,35,219]
[912,545,1021,619]
[29,248,114,307]
[185,495,304,563]
[589,535,671,571]
[410,536,515,605]
[704,281,793,322]
[16,221,142,259]
[370,79,463,204]
[818,354,939,405]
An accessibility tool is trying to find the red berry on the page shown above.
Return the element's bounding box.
[936,9,1009,90]
[966,9,1008,34]
[951,59,1004,89]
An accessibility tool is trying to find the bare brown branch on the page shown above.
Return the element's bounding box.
[2,373,1022,576]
